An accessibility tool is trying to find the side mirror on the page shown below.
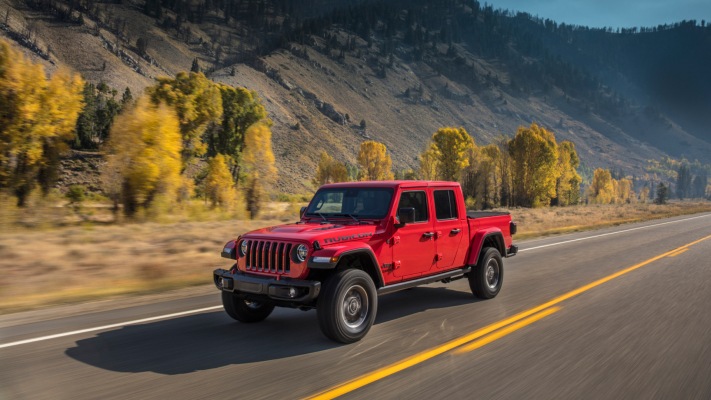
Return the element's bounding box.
[395,207,416,227]
[300,206,307,217]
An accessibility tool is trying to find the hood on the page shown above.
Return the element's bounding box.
[243,222,379,244]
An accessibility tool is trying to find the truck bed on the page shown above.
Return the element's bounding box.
[467,211,511,219]
[466,211,515,251]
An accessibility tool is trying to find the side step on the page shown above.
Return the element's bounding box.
[378,266,471,296]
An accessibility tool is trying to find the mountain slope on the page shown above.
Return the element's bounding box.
[2,0,709,194]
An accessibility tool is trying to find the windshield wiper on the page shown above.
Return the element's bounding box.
[335,213,360,223]
[305,212,329,222]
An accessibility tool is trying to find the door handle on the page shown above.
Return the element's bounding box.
[450,229,461,234]
[422,232,434,239]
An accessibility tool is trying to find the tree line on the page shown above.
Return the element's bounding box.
[0,38,275,217]
[315,123,582,209]
[316,124,711,209]
[0,39,84,207]
[104,70,276,218]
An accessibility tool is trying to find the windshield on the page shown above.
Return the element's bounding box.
[305,187,394,219]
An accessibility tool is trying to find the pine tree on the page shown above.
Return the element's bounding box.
[75,82,124,150]
[191,58,201,73]
[676,164,692,199]
[136,37,148,56]
[655,183,668,205]
[205,85,268,185]
[692,174,707,198]
[121,87,133,106]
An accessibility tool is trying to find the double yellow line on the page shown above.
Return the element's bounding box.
[306,233,711,400]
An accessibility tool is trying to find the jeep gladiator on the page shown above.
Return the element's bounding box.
[214,181,517,343]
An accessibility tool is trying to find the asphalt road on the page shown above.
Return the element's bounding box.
[2,212,711,399]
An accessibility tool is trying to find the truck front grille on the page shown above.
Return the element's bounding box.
[245,240,292,273]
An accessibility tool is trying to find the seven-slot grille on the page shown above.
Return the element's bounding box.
[244,240,293,273]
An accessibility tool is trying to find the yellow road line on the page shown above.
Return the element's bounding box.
[454,306,561,354]
[667,248,689,257]
[305,233,711,400]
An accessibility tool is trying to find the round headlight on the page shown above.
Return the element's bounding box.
[239,240,249,257]
[295,244,308,263]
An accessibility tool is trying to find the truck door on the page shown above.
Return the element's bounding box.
[433,189,465,269]
[392,190,435,278]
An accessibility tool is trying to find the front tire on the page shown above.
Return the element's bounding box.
[317,269,378,343]
[222,291,275,323]
[469,247,503,299]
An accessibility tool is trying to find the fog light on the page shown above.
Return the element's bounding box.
[289,287,297,298]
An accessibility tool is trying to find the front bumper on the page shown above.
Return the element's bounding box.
[213,268,321,303]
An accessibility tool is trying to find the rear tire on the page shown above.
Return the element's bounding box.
[222,291,275,323]
[317,269,377,343]
[469,247,503,299]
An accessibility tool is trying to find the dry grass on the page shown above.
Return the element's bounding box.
[0,201,709,313]
[0,201,305,313]
[508,201,711,239]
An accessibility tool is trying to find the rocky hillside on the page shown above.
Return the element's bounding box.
[2,0,709,194]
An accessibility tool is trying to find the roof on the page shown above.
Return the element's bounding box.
[319,180,461,189]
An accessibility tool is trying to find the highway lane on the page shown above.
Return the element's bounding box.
[1,212,710,399]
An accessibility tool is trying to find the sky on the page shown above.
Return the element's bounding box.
[484,0,711,29]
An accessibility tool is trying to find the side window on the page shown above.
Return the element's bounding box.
[398,191,429,222]
[434,190,458,220]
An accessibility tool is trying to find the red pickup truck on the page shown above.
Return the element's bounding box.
[214,181,517,343]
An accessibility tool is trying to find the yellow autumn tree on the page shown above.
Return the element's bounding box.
[357,140,394,180]
[103,97,181,216]
[555,141,582,206]
[0,39,84,206]
[460,143,502,209]
[478,144,503,208]
[147,72,222,166]
[242,122,277,218]
[588,168,615,204]
[492,136,515,208]
[418,144,440,180]
[203,154,236,208]
[508,123,558,207]
[615,177,635,204]
[313,151,349,187]
[430,127,475,181]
